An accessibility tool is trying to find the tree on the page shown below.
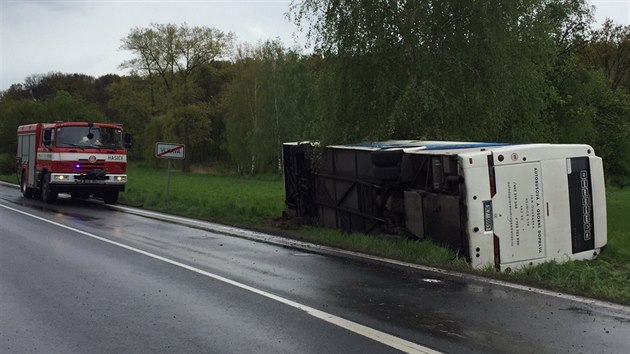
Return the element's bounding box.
[224,44,262,175]
[120,23,235,171]
[94,74,122,121]
[121,23,234,95]
[0,96,45,156]
[575,20,630,183]
[290,1,570,143]
[195,61,233,163]
[0,90,104,158]
[44,90,105,122]
[224,41,313,175]
[24,72,98,102]
[582,20,630,91]
[107,75,154,160]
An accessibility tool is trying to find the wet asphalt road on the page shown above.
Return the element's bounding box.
[1,183,629,354]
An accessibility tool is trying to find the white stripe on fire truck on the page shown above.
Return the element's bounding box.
[36,152,127,162]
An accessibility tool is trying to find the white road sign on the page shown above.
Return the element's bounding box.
[156,142,185,159]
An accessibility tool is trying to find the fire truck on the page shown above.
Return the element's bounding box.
[16,122,131,204]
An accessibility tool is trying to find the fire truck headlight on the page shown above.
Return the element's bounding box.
[115,176,127,182]
[54,175,70,181]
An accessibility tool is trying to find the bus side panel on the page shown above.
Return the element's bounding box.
[564,158,606,261]
[565,153,606,262]
[539,159,573,262]
[493,162,547,265]
[589,157,607,250]
[567,157,596,253]
[459,153,495,269]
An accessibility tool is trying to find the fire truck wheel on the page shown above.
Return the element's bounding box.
[20,171,34,198]
[41,174,58,203]
[103,190,119,204]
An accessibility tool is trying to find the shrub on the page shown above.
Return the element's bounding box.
[0,153,17,174]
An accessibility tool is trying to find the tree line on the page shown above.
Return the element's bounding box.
[1,0,629,184]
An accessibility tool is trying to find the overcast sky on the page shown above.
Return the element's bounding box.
[1,0,629,91]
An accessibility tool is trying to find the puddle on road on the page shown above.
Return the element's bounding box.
[561,306,595,316]
[291,253,316,257]
[561,306,630,324]
[422,278,442,283]
[7,195,102,223]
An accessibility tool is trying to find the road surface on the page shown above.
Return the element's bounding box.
[1,183,629,353]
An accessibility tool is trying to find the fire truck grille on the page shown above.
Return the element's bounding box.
[77,163,107,173]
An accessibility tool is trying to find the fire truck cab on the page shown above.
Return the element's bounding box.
[17,122,131,204]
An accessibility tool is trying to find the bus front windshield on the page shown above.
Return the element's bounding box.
[56,126,124,149]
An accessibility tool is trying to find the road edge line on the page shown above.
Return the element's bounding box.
[109,203,630,314]
[2,180,628,313]
[0,203,441,354]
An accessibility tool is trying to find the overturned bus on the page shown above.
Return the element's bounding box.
[282,141,607,271]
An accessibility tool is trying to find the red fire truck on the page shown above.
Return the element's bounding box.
[16,122,131,204]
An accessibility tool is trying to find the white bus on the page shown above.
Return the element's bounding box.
[282,141,607,271]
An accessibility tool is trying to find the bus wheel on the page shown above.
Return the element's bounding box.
[41,174,58,203]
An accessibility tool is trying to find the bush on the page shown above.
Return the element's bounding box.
[0,153,17,174]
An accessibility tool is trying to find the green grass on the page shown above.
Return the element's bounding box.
[2,167,629,304]
[120,166,285,225]
[470,186,630,304]
[0,173,17,184]
[602,187,630,262]
[293,226,471,270]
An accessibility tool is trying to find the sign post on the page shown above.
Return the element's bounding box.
[155,142,185,202]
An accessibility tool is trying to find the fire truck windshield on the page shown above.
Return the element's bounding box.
[56,126,124,149]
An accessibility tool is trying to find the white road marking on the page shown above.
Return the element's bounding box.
[2,179,628,313]
[422,279,442,284]
[109,203,630,314]
[0,203,441,354]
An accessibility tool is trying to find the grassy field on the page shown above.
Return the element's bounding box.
[1,167,628,304]
[120,167,285,224]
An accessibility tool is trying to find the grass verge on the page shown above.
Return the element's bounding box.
[120,166,285,224]
[1,168,628,305]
